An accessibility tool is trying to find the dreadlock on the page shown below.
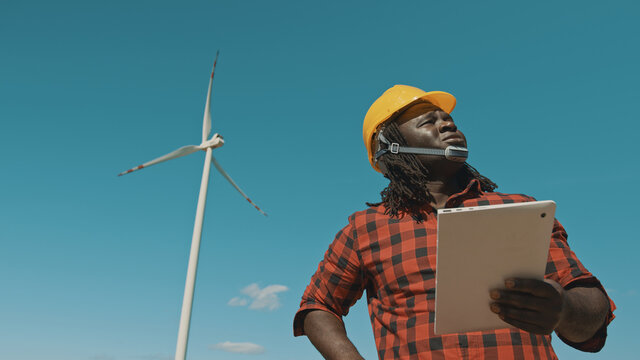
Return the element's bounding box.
[366,120,498,220]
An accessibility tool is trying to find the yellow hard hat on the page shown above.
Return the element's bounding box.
[363,85,457,172]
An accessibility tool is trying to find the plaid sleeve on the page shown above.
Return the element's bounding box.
[544,219,616,352]
[293,219,365,336]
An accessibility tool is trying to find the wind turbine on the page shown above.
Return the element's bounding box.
[118,52,267,360]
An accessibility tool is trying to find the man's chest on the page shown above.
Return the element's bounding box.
[358,217,439,307]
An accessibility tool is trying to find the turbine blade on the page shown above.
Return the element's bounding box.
[211,156,268,216]
[202,50,219,143]
[118,145,202,176]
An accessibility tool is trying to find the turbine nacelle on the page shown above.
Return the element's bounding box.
[199,133,224,150]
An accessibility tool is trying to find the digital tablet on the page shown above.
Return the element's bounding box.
[434,200,556,335]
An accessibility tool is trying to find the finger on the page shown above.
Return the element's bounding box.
[505,278,558,298]
[498,313,552,335]
[490,303,540,324]
[490,302,559,333]
[490,290,553,312]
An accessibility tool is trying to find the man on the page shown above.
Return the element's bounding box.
[293,85,615,359]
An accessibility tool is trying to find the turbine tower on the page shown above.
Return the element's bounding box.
[118,52,266,360]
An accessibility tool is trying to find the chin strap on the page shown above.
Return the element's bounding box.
[374,131,469,164]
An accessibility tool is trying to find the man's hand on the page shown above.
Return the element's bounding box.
[489,278,565,335]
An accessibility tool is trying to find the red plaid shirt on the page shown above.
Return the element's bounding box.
[294,179,615,359]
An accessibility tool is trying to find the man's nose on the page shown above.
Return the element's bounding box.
[439,119,457,133]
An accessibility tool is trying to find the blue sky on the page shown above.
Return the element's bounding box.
[1,1,638,359]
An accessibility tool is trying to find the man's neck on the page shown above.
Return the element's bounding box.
[424,167,465,209]
[426,180,461,209]
[419,159,466,209]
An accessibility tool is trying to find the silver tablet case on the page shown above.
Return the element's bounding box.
[434,200,556,335]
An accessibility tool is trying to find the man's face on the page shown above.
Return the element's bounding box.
[394,102,467,150]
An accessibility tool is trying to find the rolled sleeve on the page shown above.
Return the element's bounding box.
[544,219,616,352]
[293,220,365,336]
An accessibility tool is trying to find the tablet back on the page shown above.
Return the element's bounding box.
[434,200,556,335]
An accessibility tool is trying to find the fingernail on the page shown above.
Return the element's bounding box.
[490,304,500,313]
[505,279,515,288]
[490,291,500,300]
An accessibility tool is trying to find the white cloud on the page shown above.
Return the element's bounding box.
[241,283,289,311]
[228,297,249,306]
[227,283,288,311]
[210,341,265,354]
[241,283,263,298]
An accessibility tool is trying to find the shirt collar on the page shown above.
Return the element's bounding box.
[453,178,484,200]
[447,178,484,206]
[418,178,484,219]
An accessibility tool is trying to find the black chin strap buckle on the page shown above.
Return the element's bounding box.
[374,130,402,160]
[374,131,392,161]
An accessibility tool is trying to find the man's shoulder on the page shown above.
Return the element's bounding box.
[347,204,388,224]
[343,204,416,240]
